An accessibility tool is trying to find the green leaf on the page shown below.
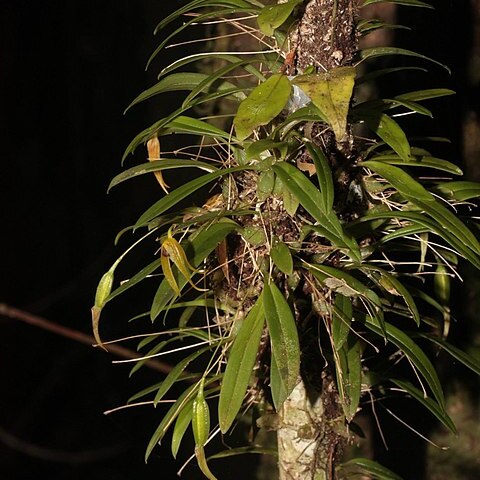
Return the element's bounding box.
[394,88,455,103]
[109,160,217,191]
[126,73,208,112]
[182,60,250,108]
[135,166,248,227]
[158,52,265,82]
[130,339,169,376]
[335,336,362,421]
[257,169,275,201]
[359,47,450,73]
[306,142,334,213]
[391,379,456,434]
[272,162,361,262]
[360,112,410,161]
[208,446,277,460]
[164,115,232,139]
[151,220,238,320]
[332,294,353,350]
[419,334,480,376]
[264,282,300,409]
[153,0,257,34]
[366,155,462,176]
[106,259,160,303]
[234,74,292,140]
[145,382,199,462]
[242,225,267,246]
[270,242,294,276]
[357,19,410,34]
[339,457,404,480]
[365,316,445,408]
[257,0,303,36]
[218,294,265,433]
[293,67,356,141]
[374,269,420,326]
[362,161,480,258]
[309,264,378,304]
[356,66,427,86]
[356,210,480,270]
[154,346,212,406]
[171,399,193,458]
[434,181,480,201]
[149,8,257,70]
[245,139,288,160]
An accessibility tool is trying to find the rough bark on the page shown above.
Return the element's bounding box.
[276,2,359,479]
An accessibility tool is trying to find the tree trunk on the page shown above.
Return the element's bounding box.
[276,2,359,479]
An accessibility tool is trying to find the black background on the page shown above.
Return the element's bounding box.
[1,1,477,479]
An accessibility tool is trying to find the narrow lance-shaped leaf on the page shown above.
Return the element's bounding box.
[362,161,480,260]
[366,154,462,176]
[418,334,480,376]
[154,345,212,406]
[359,112,410,161]
[358,46,450,73]
[365,316,445,408]
[293,67,356,141]
[434,262,451,338]
[434,181,480,201]
[108,159,217,190]
[171,399,193,458]
[219,294,265,433]
[264,281,300,409]
[135,166,248,227]
[272,162,361,262]
[145,382,199,462]
[339,457,404,480]
[234,74,292,140]
[335,336,362,422]
[332,294,353,350]
[391,378,456,434]
[306,142,334,213]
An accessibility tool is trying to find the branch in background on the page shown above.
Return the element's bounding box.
[0,303,173,375]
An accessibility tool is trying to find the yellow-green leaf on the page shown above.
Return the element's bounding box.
[234,74,291,140]
[91,268,115,350]
[192,380,210,447]
[293,67,356,141]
